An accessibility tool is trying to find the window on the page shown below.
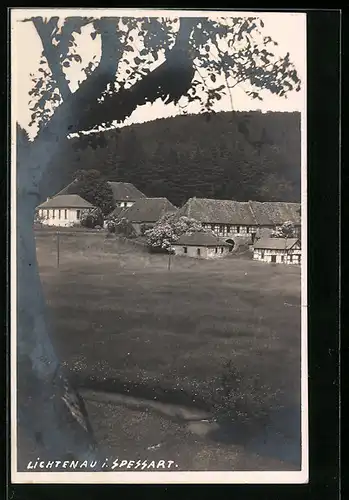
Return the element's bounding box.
[281,255,284,263]
[221,247,224,254]
[219,225,223,233]
[76,210,81,220]
[211,224,215,231]
[215,247,218,254]
[52,209,55,219]
[236,226,240,234]
[246,226,250,233]
[58,209,61,220]
[261,250,265,259]
[64,209,68,219]
[197,248,201,256]
[183,247,187,254]
[271,255,276,263]
[227,225,231,233]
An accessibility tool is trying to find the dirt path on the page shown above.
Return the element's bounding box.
[82,390,300,472]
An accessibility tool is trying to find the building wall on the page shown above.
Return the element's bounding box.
[172,244,230,259]
[202,223,301,239]
[202,223,257,238]
[38,208,84,227]
[253,247,301,265]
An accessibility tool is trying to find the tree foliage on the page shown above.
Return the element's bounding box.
[73,169,114,215]
[60,110,300,207]
[271,220,297,238]
[80,206,104,228]
[145,213,206,251]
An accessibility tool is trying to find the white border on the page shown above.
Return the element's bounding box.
[10,8,308,484]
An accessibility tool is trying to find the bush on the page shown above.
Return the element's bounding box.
[140,223,154,236]
[106,217,136,238]
[145,213,207,251]
[211,360,282,427]
[80,207,104,229]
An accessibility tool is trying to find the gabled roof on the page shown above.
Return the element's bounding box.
[108,206,128,219]
[107,182,146,201]
[175,231,231,247]
[55,179,145,203]
[253,237,300,250]
[122,197,177,223]
[38,194,94,209]
[177,197,301,226]
[177,198,255,225]
[249,201,301,226]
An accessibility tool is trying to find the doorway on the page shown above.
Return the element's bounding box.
[271,255,276,263]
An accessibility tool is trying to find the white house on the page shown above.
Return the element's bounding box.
[172,231,232,259]
[55,179,146,209]
[253,237,301,265]
[36,194,95,227]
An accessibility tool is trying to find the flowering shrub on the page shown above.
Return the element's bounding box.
[271,220,297,238]
[106,216,136,238]
[145,213,206,251]
[80,207,104,229]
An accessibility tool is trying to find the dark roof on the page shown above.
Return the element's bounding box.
[175,231,231,247]
[38,194,94,209]
[122,197,177,223]
[253,237,300,250]
[109,206,128,219]
[177,198,255,225]
[178,197,301,226]
[55,179,145,203]
[107,182,146,201]
[249,201,301,225]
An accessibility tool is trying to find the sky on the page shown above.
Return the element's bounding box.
[11,9,306,137]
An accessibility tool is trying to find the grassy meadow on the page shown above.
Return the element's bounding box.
[35,230,302,426]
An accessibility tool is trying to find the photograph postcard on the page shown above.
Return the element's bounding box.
[10,8,308,484]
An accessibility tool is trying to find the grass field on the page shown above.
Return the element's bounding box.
[35,230,302,464]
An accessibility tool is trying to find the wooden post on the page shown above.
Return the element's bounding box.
[56,230,60,268]
[168,249,172,271]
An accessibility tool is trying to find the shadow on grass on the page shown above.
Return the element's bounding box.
[72,374,211,413]
[209,405,301,467]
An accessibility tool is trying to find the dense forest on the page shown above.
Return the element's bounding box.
[53,110,301,208]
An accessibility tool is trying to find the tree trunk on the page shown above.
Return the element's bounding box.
[16,148,101,469]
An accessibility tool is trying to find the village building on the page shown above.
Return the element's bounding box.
[115,197,177,235]
[177,197,301,240]
[107,182,146,208]
[253,237,301,265]
[54,179,146,209]
[172,231,232,259]
[36,194,94,227]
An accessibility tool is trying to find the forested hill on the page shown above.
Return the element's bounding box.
[64,110,301,207]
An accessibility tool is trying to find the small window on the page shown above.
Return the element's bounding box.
[58,209,61,220]
[221,247,224,254]
[65,209,68,220]
[227,225,231,233]
[246,227,250,233]
[236,226,240,234]
[52,209,55,219]
[219,226,223,233]
[197,248,201,256]
[76,210,81,220]
[211,224,215,231]
[281,255,285,263]
[261,250,265,258]
[183,247,188,254]
[215,247,218,254]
